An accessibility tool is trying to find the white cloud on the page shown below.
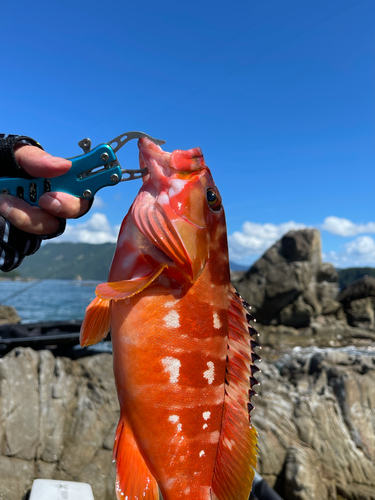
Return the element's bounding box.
[57,213,120,244]
[324,236,375,268]
[92,196,105,209]
[228,220,306,264]
[322,216,375,237]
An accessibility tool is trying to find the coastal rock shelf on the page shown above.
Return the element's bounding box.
[254,347,375,500]
[0,348,119,500]
[0,346,374,499]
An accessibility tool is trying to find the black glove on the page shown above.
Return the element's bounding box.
[0,134,66,272]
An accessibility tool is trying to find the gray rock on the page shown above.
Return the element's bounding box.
[338,275,375,304]
[236,229,338,326]
[0,304,21,325]
[0,348,119,500]
[346,297,375,329]
[253,348,375,499]
[1,345,374,500]
[316,262,339,283]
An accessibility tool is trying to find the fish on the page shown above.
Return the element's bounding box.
[80,138,259,500]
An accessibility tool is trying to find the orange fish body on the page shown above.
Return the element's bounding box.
[81,139,258,500]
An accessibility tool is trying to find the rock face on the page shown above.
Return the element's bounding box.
[1,346,374,500]
[0,348,119,500]
[254,347,375,500]
[235,229,341,327]
[338,276,375,330]
[0,304,21,325]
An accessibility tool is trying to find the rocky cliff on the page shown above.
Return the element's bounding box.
[1,229,375,500]
[0,348,119,500]
[0,346,374,500]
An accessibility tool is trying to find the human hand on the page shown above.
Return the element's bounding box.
[0,144,90,236]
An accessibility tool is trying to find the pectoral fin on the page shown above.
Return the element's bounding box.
[80,296,111,347]
[80,264,167,347]
[96,263,167,300]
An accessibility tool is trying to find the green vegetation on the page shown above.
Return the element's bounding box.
[3,243,373,286]
[0,269,21,279]
[337,267,375,290]
[15,242,116,280]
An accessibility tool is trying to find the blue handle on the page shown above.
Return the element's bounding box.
[0,144,122,206]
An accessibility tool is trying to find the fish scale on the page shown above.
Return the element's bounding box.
[80,137,258,499]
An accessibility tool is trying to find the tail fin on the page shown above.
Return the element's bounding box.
[113,416,159,500]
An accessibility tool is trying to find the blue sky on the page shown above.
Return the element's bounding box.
[1,0,374,269]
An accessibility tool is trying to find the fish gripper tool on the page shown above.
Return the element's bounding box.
[0,131,166,205]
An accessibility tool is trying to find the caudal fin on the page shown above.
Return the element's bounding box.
[113,416,159,500]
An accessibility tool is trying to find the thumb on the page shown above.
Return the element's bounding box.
[14,144,72,178]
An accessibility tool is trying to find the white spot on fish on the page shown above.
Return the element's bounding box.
[199,450,205,457]
[213,312,222,329]
[162,357,181,384]
[165,477,177,490]
[203,411,211,420]
[158,191,170,207]
[168,415,182,433]
[208,430,220,443]
[203,423,208,429]
[223,437,236,450]
[164,301,176,308]
[169,179,186,197]
[163,310,180,328]
[203,361,215,384]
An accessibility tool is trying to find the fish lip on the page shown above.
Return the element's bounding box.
[138,137,173,182]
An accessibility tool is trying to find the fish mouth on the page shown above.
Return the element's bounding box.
[138,137,206,184]
[138,137,172,183]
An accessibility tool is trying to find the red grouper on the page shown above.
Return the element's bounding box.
[80,138,259,500]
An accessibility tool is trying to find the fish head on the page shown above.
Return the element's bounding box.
[131,137,226,285]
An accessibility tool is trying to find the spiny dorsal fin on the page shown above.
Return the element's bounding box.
[211,286,259,500]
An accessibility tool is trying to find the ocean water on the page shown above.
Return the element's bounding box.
[0,279,99,324]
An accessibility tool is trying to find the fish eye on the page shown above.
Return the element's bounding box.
[206,188,222,212]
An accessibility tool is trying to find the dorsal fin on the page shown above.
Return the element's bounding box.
[211,286,258,500]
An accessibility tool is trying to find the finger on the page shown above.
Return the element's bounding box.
[0,194,61,235]
[14,144,72,178]
[38,192,90,219]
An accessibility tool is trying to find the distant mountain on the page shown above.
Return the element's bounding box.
[229,262,248,272]
[15,242,116,280]
[2,242,372,286]
[337,267,375,290]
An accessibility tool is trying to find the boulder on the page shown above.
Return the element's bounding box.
[338,276,375,330]
[253,347,375,499]
[0,348,119,500]
[0,304,21,325]
[338,275,375,304]
[235,229,340,326]
[1,346,375,500]
[346,297,375,329]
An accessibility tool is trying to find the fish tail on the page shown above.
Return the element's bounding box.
[211,287,258,500]
[113,415,159,500]
[80,296,111,347]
